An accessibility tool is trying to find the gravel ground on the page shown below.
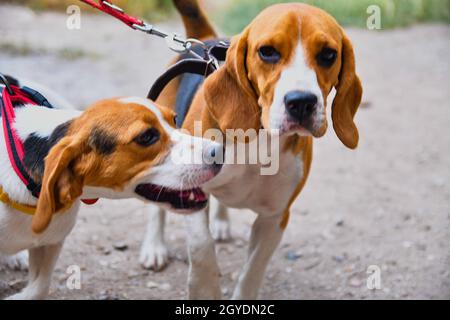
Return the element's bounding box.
[0,5,449,299]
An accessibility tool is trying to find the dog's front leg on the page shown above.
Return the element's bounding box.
[210,197,231,242]
[185,208,222,299]
[140,206,169,271]
[6,242,63,300]
[232,213,285,300]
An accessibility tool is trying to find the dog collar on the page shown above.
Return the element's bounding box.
[0,186,36,215]
[0,74,98,213]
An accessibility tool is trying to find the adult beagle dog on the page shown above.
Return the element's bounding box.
[142,0,363,299]
[0,77,222,299]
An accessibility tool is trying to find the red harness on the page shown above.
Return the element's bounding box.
[0,75,98,205]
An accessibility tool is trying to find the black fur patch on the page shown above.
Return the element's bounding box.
[23,120,72,180]
[89,127,116,155]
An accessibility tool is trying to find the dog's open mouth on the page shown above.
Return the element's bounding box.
[135,184,208,212]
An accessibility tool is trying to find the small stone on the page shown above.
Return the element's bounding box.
[98,290,119,300]
[99,260,109,267]
[285,267,293,273]
[349,277,361,287]
[97,246,111,255]
[332,255,345,263]
[127,271,140,279]
[160,283,172,291]
[146,281,159,289]
[286,250,303,261]
[221,288,229,295]
[113,242,128,251]
[230,271,239,281]
[336,219,344,227]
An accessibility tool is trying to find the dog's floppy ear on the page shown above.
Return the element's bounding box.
[331,32,363,149]
[203,29,261,132]
[32,137,85,234]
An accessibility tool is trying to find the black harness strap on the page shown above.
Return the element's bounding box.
[147,42,229,102]
[21,86,53,109]
[148,58,216,102]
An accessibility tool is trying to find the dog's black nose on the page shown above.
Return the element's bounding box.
[204,144,225,173]
[284,90,317,123]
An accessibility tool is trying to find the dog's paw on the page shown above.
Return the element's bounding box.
[1,251,29,271]
[212,219,231,242]
[5,292,27,300]
[5,288,47,300]
[139,242,169,271]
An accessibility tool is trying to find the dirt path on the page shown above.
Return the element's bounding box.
[0,5,449,299]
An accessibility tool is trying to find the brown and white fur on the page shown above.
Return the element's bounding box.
[0,79,222,299]
[141,0,363,299]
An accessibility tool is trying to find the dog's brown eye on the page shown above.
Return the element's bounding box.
[316,48,337,68]
[258,46,281,64]
[134,128,160,147]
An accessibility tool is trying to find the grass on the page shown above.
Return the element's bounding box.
[218,0,450,34]
[4,0,174,21]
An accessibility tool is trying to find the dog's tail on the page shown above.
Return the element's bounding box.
[172,0,217,40]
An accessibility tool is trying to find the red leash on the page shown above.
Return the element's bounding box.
[79,0,209,56]
[79,0,144,29]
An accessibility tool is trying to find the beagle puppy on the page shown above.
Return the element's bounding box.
[142,0,363,299]
[0,78,222,299]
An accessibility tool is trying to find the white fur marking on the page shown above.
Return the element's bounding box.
[269,41,324,131]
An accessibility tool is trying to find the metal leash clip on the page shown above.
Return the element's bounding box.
[82,1,214,60]
[133,22,208,58]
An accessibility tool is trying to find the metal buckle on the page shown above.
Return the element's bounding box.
[166,33,196,54]
[0,74,14,95]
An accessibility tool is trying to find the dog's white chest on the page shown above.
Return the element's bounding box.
[205,153,303,215]
[0,204,79,255]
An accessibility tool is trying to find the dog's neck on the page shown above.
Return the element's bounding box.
[0,104,81,206]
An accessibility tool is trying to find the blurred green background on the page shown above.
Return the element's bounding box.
[219,0,450,33]
[5,0,450,33]
[5,0,174,20]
